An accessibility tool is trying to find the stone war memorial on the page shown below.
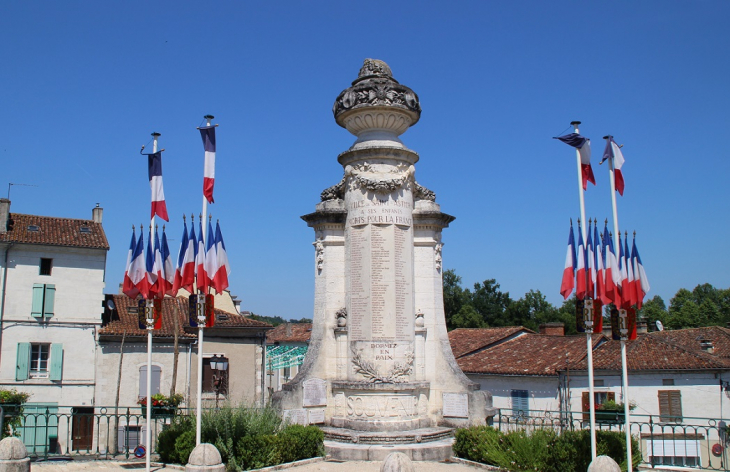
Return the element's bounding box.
[273,59,495,461]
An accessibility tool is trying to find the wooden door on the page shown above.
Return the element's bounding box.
[72,407,94,451]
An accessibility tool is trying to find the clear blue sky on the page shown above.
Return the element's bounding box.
[3,1,728,319]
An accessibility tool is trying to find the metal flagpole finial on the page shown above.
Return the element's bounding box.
[151,132,161,138]
[204,115,215,121]
[209,214,212,222]
[633,231,636,239]
[571,121,581,126]
[570,218,573,226]
[182,214,186,223]
[577,218,581,227]
[191,214,195,222]
[605,219,608,227]
[603,135,611,140]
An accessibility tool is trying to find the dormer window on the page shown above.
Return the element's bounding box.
[27,225,40,232]
[80,226,91,234]
[39,258,53,276]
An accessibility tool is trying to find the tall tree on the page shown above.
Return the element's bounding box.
[469,279,512,327]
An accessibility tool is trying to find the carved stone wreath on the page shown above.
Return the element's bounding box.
[414,182,436,201]
[351,347,414,383]
[353,175,408,194]
[321,177,346,201]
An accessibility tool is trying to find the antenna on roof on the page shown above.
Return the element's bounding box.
[7,182,38,200]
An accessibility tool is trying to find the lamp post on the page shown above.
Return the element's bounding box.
[210,354,228,409]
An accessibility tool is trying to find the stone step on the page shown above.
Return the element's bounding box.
[320,426,453,445]
[324,437,454,462]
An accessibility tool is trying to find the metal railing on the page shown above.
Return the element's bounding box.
[496,409,729,470]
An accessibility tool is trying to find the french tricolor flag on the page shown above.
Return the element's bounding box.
[172,221,191,296]
[204,219,217,292]
[212,221,231,294]
[575,226,587,300]
[600,136,625,196]
[199,126,216,204]
[127,231,150,299]
[631,237,650,309]
[554,133,596,190]
[195,221,208,292]
[122,227,140,298]
[161,228,175,296]
[603,225,621,307]
[560,224,576,300]
[147,151,169,221]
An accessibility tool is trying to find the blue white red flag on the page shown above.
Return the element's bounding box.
[204,219,217,291]
[122,227,139,298]
[600,136,625,196]
[146,230,159,298]
[554,133,596,190]
[144,151,169,221]
[560,224,576,300]
[623,235,637,309]
[199,126,216,204]
[603,225,621,306]
[196,221,208,292]
[128,231,150,299]
[586,220,595,299]
[594,223,606,305]
[631,237,650,308]
[212,221,231,294]
[161,228,174,296]
[576,226,587,300]
[172,221,189,296]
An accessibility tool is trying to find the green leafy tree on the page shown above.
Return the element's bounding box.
[451,305,486,329]
[506,290,558,331]
[443,269,469,328]
[638,295,668,329]
[666,284,730,329]
[468,279,512,327]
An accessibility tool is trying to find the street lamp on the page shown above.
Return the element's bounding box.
[210,354,228,408]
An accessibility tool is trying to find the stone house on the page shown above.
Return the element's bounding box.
[0,199,108,454]
[96,293,272,454]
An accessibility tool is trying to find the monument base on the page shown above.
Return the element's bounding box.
[321,426,454,461]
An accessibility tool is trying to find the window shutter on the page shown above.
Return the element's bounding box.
[669,391,682,421]
[43,284,56,317]
[511,390,529,415]
[31,284,44,317]
[582,392,590,421]
[50,343,63,381]
[607,391,616,403]
[659,390,671,421]
[16,343,30,380]
[139,366,147,398]
[151,366,161,395]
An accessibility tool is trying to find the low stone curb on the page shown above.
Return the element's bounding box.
[250,457,326,471]
[448,457,505,471]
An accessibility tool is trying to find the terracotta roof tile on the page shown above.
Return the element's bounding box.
[572,334,729,371]
[649,326,730,360]
[448,327,534,359]
[456,333,600,376]
[100,295,270,339]
[0,213,109,249]
[267,323,312,343]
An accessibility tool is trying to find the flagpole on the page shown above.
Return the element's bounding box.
[145,132,160,472]
[572,122,597,460]
[604,135,632,472]
[195,115,213,446]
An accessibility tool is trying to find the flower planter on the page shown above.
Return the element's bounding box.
[0,404,21,417]
[595,411,624,424]
[140,405,176,418]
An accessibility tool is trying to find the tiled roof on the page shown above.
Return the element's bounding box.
[649,326,730,360]
[456,333,600,376]
[571,334,729,371]
[448,327,533,359]
[267,323,312,344]
[99,295,270,339]
[0,213,109,249]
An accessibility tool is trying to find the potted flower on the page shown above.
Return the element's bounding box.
[0,389,30,438]
[596,399,636,423]
[138,393,184,418]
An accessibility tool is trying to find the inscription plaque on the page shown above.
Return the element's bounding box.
[303,378,327,407]
[442,393,469,418]
[307,408,326,424]
[283,408,308,425]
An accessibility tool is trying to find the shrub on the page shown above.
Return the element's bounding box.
[276,424,324,464]
[236,434,280,470]
[157,415,194,464]
[174,430,196,465]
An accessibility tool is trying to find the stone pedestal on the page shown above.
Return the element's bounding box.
[0,438,29,472]
[273,58,495,459]
[186,443,225,472]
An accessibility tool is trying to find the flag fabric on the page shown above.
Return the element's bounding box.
[603,226,621,306]
[146,151,169,221]
[576,227,587,300]
[195,221,208,292]
[204,219,217,292]
[554,133,596,190]
[600,136,625,196]
[617,232,628,306]
[161,228,175,296]
[172,221,190,296]
[623,235,637,309]
[152,229,164,297]
[212,221,231,293]
[560,224,576,300]
[122,228,139,298]
[632,238,650,308]
[586,221,595,299]
[146,231,158,298]
[182,223,198,292]
[594,223,606,305]
[128,232,150,299]
[199,126,216,204]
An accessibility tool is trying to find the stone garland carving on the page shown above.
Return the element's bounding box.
[313,238,324,271]
[333,80,421,118]
[336,307,347,327]
[414,182,436,201]
[434,243,443,272]
[359,58,392,78]
[320,177,346,201]
[351,347,414,383]
[343,163,416,195]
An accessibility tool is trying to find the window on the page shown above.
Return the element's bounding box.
[39,258,52,276]
[118,425,142,453]
[138,366,161,399]
[658,390,682,422]
[582,391,615,421]
[31,284,55,318]
[202,358,214,393]
[647,438,701,467]
[594,379,604,387]
[16,343,63,381]
[511,390,529,417]
[662,378,675,386]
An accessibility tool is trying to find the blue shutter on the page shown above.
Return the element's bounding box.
[511,390,529,416]
[31,284,44,317]
[151,366,161,395]
[16,343,30,380]
[139,366,146,398]
[43,284,56,317]
[50,344,63,381]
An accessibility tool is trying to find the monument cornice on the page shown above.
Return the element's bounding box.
[301,210,347,227]
[337,146,419,167]
[412,210,456,228]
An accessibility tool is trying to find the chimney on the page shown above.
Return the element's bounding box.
[636,321,648,334]
[539,322,565,336]
[0,199,9,233]
[285,322,292,337]
[92,203,103,224]
[700,339,715,354]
